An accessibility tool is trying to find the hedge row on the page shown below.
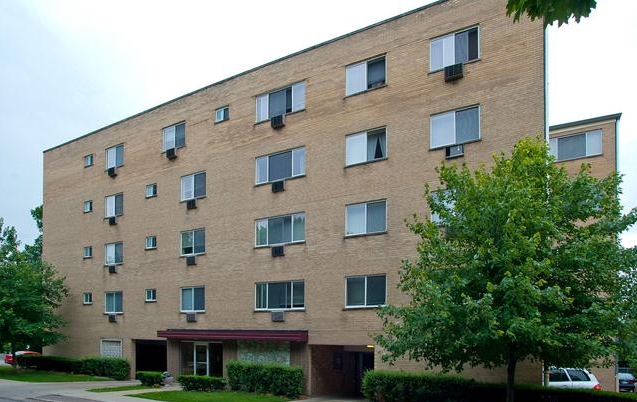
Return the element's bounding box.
[226,360,303,398]
[17,355,130,380]
[136,371,164,386]
[177,375,225,391]
[362,370,637,402]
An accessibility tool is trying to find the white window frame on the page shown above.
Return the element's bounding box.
[84,154,94,167]
[430,105,480,149]
[104,193,123,218]
[255,280,305,311]
[105,144,124,169]
[146,183,157,198]
[162,121,186,152]
[345,55,386,96]
[345,128,387,166]
[145,235,157,250]
[145,288,157,302]
[104,242,123,265]
[181,229,205,256]
[255,213,306,247]
[255,81,306,122]
[215,106,229,123]
[100,339,122,358]
[180,286,205,312]
[83,292,93,305]
[549,129,603,161]
[83,246,93,259]
[181,171,206,201]
[84,200,93,213]
[430,26,480,72]
[345,274,387,308]
[345,200,387,236]
[255,147,306,185]
[104,291,123,314]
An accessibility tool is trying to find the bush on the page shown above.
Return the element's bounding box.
[177,375,225,392]
[362,370,637,402]
[136,371,163,386]
[226,361,303,398]
[16,354,130,380]
[16,355,78,372]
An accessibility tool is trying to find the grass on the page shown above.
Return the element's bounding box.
[129,390,290,402]
[0,366,107,382]
[88,384,152,392]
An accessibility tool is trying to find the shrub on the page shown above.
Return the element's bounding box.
[78,357,130,380]
[177,375,225,392]
[136,371,164,387]
[16,355,78,372]
[226,361,303,398]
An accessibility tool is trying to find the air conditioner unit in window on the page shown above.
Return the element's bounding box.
[108,216,117,225]
[445,144,464,159]
[270,114,285,129]
[186,256,196,266]
[271,311,285,322]
[271,245,285,257]
[186,199,197,210]
[271,180,285,193]
[108,314,117,323]
[444,63,464,82]
[107,167,117,177]
[166,147,177,160]
[108,265,117,274]
[186,313,197,322]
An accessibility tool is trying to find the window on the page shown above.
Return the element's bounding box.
[255,213,305,246]
[104,193,123,218]
[255,147,306,184]
[104,291,123,314]
[346,56,386,96]
[215,106,229,123]
[346,128,387,166]
[181,286,205,312]
[145,288,157,302]
[84,154,94,167]
[181,172,206,201]
[181,229,205,256]
[84,200,93,213]
[106,144,124,169]
[163,122,186,151]
[346,275,386,307]
[100,339,122,358]
[430,26,479,71]
[105,242,123,265]
[146,183,157,198]
[145,236,157,250]
[255,281,304,310]
[430,106,480,149]
[256,81,306,122]
[550,129,602,161]
[430,190,455,224]
[346,200,386,236]
[83,246,93,259]
[83,292,93,305]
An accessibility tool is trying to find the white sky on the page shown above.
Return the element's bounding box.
[1,0,635,248]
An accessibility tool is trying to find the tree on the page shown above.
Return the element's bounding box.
[23,205,42,265]
[506,0,596,27]
[0,215,68,361]
[375,137,637,402]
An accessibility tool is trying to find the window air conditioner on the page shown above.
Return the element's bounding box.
[445,144,464,159]
[166,148,177,160]
[186,199,197,210]
[271,245,285,257]
[186,313,197,322]
[271,180,285,193]
[108,265,117,274]
[444,63,464,82]
[107,167,117,177]
[186,256,196,266]
[108,314,117,323]
[270,114,285,129]
[108,216,117,225]
[271,311,285,322]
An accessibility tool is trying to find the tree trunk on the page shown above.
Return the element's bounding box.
[506,349,517,402]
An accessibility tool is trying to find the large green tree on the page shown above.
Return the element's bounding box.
[376,137,637,402]
[0,213,68,360]
[506,0,596,27]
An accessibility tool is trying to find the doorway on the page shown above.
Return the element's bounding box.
[135,340,167,372]
[180,342,223,376]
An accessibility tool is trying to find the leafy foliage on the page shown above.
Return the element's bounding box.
[506,0,597,27]
[226,361,303,398]
[136,371,164,387]
[17,354,130,380]
[177,375,226,392]
[376,137,637,402]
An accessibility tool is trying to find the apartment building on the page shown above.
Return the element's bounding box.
[43,0,546,396]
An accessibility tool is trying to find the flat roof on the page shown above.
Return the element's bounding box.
[157,329,308,343]
[549,113,622,132]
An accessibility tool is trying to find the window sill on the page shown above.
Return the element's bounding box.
[145,195,157,199]
[214,118,229,125]
[254,308,305,313]
[254,241,305,249]
[162,145,185,154]
[104,263,123,267]
[554,152,603,163]
[343,305,385,311]
[180,311,205,314]
[345,157,388,169]
[181,196,206,203]
[83,256,92,260]
[145,247,157,251]
[254,109,306,126]
[145,300,157,303]
[344,83,387,99]
[429,138,481,152]
[428,58,481,75]
[180,253,206,258]
[83,303,93,306]
[104,312,123,315]
[83,211,92,214]
[254,174,306,187]
[344,231,387,239]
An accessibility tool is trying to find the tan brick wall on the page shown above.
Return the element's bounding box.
[42,0,545,393]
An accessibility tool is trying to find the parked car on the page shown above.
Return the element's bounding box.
[3,351,40,366]
[619,372,636,392]
[548,367,601,390]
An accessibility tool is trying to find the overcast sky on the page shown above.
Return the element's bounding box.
[1,0,635,248]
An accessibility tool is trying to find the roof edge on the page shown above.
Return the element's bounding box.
[549,113,622,132]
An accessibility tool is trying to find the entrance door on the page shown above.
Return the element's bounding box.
[195,344,209,375]
[180,342,223,376]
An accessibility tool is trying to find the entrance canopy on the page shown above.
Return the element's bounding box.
[157,329,308,343]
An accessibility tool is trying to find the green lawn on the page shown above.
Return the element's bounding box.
[129,390,289,402]
[88,384,152,392]
[0,366,107,382]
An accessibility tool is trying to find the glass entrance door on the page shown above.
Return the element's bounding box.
[195,344,209,376]
[180,342,210,376]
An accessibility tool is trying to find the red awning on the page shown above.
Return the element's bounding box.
[157,329,308,343]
